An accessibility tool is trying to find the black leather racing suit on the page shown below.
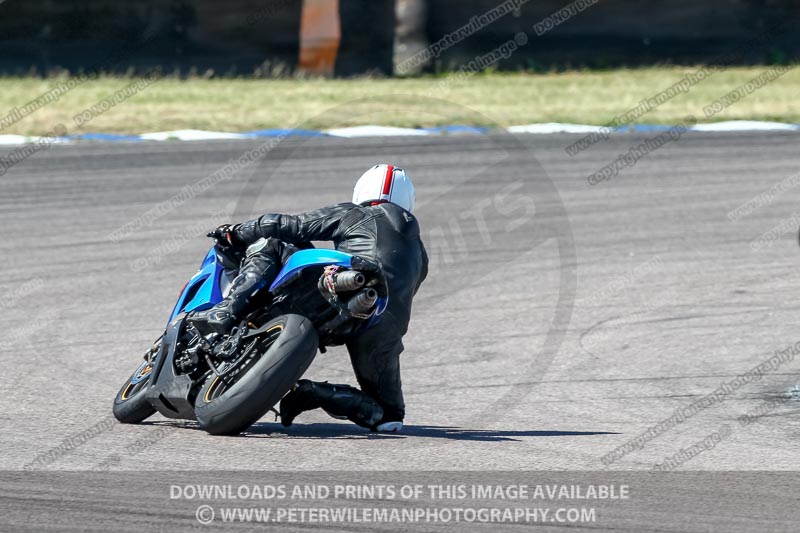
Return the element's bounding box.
[233,202,428,422]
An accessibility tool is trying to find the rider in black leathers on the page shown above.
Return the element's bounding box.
[189,165,427,432]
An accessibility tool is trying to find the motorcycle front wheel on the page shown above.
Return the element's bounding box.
[113,358,157,424]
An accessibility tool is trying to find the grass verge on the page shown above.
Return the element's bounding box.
[0,67,797,136]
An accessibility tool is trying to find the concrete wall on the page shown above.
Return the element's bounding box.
[426,0,799,70]
[0,0,303,75]
[0,0,796,76]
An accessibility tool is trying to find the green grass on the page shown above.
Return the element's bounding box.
[1,67,798,136]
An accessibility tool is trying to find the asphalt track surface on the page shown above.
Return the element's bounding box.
[1,131,799,530]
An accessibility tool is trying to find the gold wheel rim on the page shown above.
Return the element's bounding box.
[121,362,153,401]
[202,323,284,404]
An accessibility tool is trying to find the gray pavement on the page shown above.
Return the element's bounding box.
[1,131,799,530]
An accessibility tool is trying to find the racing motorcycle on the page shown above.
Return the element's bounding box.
[112,242,386,435]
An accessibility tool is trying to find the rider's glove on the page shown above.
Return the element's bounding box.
[208,224,245,269]
[207,224,242,250]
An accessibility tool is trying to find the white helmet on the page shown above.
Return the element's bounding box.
[352,164,415,213]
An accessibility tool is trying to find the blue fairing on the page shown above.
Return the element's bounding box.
[168,248,225,323]
[269,249,353,291]
[168,247,385,328]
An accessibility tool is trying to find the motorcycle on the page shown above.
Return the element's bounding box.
[112,243,387,435]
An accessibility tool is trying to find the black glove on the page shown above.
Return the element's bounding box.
[208,224,244,269]
[207,224,241,250]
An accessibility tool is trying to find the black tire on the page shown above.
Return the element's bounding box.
[113,359,157,424]
[194,314,319,435]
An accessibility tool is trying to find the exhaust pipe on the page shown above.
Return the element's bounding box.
[319,269,367,297]
[348,288,377,317]
[332,270,366,291]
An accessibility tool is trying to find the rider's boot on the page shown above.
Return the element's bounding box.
[188,251,278,336]
[279,380,391,430]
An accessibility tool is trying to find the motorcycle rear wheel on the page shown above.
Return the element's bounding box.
[194,314,319,435]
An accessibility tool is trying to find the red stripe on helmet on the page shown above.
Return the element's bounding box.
[381,165,395,197]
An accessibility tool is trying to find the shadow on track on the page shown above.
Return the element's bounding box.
[242,423,618,442]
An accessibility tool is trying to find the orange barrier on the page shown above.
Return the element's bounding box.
[298,0,341,76]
